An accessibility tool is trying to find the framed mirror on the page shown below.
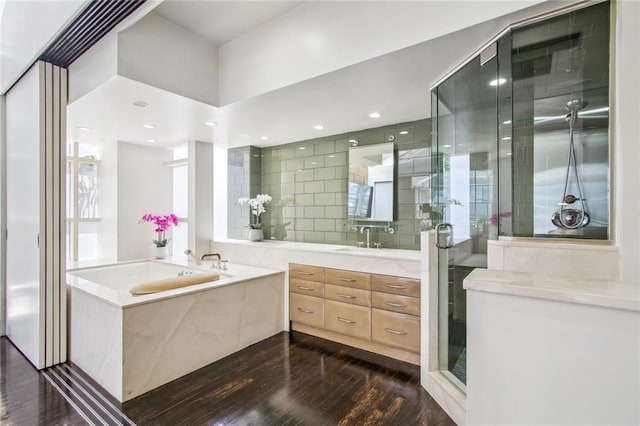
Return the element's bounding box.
[348,142,395,221]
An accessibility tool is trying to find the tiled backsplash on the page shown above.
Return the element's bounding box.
[228,119,431,250]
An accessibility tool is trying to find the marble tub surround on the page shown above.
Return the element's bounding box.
[487,237,621,281]
[465,269,639,425]
[68,260,284,402]
[211,239,421,278]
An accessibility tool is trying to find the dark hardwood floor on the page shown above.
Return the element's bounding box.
[0,337,87,425]
[1,332,455,425]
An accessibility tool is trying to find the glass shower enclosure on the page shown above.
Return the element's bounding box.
[429,0,610,391]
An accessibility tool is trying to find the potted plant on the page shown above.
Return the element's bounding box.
[139,213,179,258]
[238,194,272,241]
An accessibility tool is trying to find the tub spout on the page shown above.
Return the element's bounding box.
[184,249,201,265]
[201,253,221,269]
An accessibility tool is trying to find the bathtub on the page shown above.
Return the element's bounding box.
[67,259,284,402]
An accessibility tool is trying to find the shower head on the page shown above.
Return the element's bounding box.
[565,98,588,112]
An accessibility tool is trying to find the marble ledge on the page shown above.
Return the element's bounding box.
[490,237,620,252]
[464,269,640,312]
[212,238,421,262]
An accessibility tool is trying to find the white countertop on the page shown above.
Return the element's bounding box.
[464,269,640,312]
[213,238,421,262]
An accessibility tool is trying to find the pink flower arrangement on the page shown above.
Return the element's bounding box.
[490,211,512,227]
[139,213,179,247]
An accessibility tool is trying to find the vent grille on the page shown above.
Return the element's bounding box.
[39,0,146,68]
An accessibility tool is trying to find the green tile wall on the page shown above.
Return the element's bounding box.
[228,119,432,250]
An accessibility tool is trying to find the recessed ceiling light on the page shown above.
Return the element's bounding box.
[313,124,324,130]
[399,130,409,135]
[146,139,155,143]
[328,155,335,158]
[368,112,382,118]
[260,136,269,141]
[489,78,507,86]
[133,100,148,107]
[502,120,512,125]
[205,121,217,127]
[78,126,91,131]
[311,161,317,165]
[143,124,155,129]
[443,144,452,148]
[297,169,303,172]
[299,146,307,150]
[501,136,512,141]
[507,152,512,156]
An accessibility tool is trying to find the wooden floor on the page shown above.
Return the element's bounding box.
[0,337,86,425]
[1,332,455,425]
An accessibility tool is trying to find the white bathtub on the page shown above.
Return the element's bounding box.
[67,259,284,402]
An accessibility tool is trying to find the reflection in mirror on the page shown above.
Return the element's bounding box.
[348,142,394,221]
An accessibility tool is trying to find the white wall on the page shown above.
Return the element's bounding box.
[4,63,43,367]
[68,32,119,104]
[98,140,118,261]
[213,145,227,240]
[0,0,87,94]
[218,0,549,105]
[188,141,214,256]
[615,0,640,285]
[117,142,172,260]
[118,12,218,106]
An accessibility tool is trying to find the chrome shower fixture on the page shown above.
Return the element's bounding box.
[551,98,591,230]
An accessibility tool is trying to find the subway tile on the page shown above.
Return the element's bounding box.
[313,167,336,181]
[285,158,304,171]
[314,193,335,206]
[324,179,345,193]
[281,171,295,184]
[304,181,325,194]
[325,205,344,219]
[314,219,335,232]
[295,194,314,206]
[295,218,314,231]
[303,231,325,243]
[314,141,336,155]
[295,145,314,158]
[304,206,325,218]
[334,167,348,179]
[325,152,346,167]
[324,232,347,244]
[294,182,305,193]
[295,169,315,182]
[304,156,325,169]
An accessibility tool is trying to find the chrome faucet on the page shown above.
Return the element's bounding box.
[201,253,221,269]
[360,226,372,248]
[184,249,201,265]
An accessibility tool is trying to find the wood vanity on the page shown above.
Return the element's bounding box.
[289,263,420,364]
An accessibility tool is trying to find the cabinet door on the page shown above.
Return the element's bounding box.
[289,293,324,328]
[372,309,420,353]
[290,278,324,298]
[325,284,371,307]
[372,292,420,316]
[289,264,324,283]
[324,300,371,340]
[372,274,420,297]
[325,268,371,290]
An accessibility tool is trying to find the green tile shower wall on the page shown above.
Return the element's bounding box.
[228,119,432,250]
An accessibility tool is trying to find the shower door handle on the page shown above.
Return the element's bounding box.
[435,223,454,249]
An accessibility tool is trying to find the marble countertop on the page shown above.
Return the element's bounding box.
[464,269,640,312]
[213,238,421,262]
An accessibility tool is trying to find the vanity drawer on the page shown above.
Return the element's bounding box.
[372,292,420,316]
[289,293,324,328]
[325,284,371,307]
[324,300,371,340]
[372,274,420,297]
[325,268,371,291]
[290,278,324,298]
[372,309,420,353]
[289,264,324,283]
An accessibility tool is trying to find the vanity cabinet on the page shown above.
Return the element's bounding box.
[289,264,420,364]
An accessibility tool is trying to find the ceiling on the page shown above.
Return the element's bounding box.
[65,1,548,152]
[153,0,306,46]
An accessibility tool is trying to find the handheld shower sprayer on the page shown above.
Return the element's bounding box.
[551,98,591,230]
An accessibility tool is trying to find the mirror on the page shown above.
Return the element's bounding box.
[348,142,395,221]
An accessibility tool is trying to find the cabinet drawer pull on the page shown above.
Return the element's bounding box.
[297,286,314,291]
[297,271,314,276]
[384,327,408,335]
[337,317,356,324]
[337,293,356,299]
[384,301,407,308]
[384,283,407,289]
[337,277,356,283]
[297,308,314,314]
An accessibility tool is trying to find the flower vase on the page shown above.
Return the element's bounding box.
[152,246,169,259]
[248,228,264,242]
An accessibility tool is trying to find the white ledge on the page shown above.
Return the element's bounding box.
[464,269,640,312]
[213,238,421,262]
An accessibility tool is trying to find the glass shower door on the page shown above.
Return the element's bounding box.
[431,50,499,389]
